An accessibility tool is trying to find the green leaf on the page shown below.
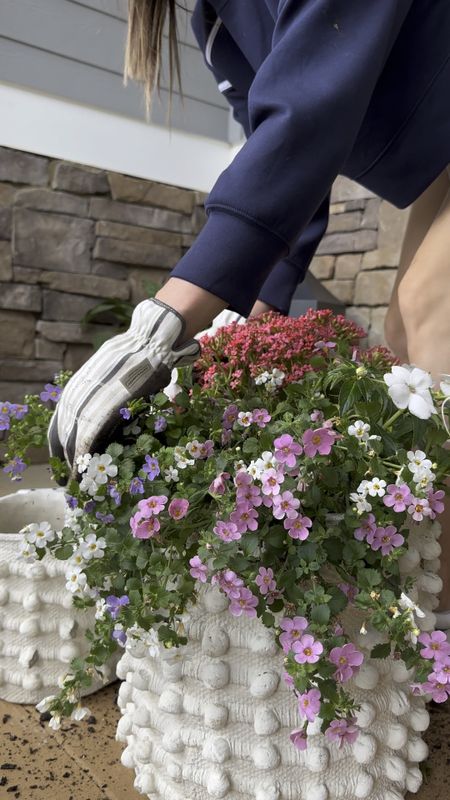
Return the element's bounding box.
[261,611,275,628]
[328,587,348,615]
[311,604,330,625]
[371,643,392,659]
[106,442,124,459]
[242,437,258,454]
[53,544,74,560]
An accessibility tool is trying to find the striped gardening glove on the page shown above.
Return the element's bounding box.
[48,298,200,481]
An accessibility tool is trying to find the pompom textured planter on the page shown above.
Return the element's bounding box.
[0,488,116,703]
[116,518,442,800]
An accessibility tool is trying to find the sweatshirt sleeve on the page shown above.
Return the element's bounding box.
[172,0,412,316]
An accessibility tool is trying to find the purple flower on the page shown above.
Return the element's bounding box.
[3,456,27,480]
[138,495,168,516]
[105,594,130,620]
[354,514,377,542]
[338,583,358,602]
[284,515,312,541]
[329,643,364,682]
[298,689,321,722]
[370,525,404,556]
[408,497,432,522]
[120,407,131,420]
[261,468,284,497]
[252,408,271,428]
[274,434,303,468]
[129,477,145,495]
[313,340,336,353]
[95,511,115,524]
[154,415,167,433]
[272,490,300,520]
[142,455,160,481]
[422,678,450,703]
[255,566,276,595]
[230,502,259,533]
[237,482,262,507]
[325,718,359,749]
[209,472,231,496]
[212,569,244,598]
[292,634,323,664]
[310,409,324,423]
[40,383,62,403]
[108,484,122,506]
[199,440,214,459]
[65,494,78,509]
[0,414,10,431]
[189,555,208,583]
[290,728,308,751]
[168,497,189,520]
[303,427,337,458]
[234,470,252,488]
[283,670,295,688]
[112,626,127,647]
[229,587,259,618]
[418,631,450,662]
[383,483,413,513]
[213,519,241,542]
[8,403,28,420]
[427,489,445,518]
[279,616,308,653]
[130,512,160,539]
[222,404,239,430]
[83,500,96,514]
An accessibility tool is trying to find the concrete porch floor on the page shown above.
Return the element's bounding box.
[0,469,449,798]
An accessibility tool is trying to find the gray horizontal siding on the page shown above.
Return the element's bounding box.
[0,0,235,143]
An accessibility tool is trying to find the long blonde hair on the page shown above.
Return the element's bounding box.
[124,0,183,119]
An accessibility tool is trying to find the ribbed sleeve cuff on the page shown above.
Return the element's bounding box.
[257,258,307,315]
[170,210,288,317]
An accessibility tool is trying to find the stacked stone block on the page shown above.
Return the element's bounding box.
[0,147,410,400]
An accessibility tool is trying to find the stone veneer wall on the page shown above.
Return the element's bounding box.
[0,146,409,401]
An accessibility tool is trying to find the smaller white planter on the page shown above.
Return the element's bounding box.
[0,488,116,704]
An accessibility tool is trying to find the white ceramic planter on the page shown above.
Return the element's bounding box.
[0,488,116,704]
[116,517,442,800]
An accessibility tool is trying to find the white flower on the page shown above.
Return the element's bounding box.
[271,368,285,386]
[87,453,118,485]
[237,411,253,427]
[76,453,92,474]
[186,440,203,458]
[350,492,372,514]
[399,592,426,619]
[440,375,450,397]
[20,541,37,561]
[366,477,387,497]
[356,479,370,496]
[79,473,99,496]
[247,461,261,479]
[80,533,106,561]
[348,420,370,441]
[234,459,246,472]
[102,576,112,591]
[411,466,435,488]
[64,506,84,533]
[69,548,85,568]
[164,466,179,482]
[65,565,87,594]
[95,598,107,620]
[255,371,270,385]
[48,715,61,731]
[384,365,436,419]
[146,628,160,658]
[407,450,432,473]
[22,521,55,548]
[254,451,277,474]
[36,695,56,713]
[70,705,90,721]
[163,368,182,401]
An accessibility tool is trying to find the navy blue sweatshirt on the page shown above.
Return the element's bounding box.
[171,0,450,316]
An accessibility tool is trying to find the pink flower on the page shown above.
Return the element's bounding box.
[252,408,271,428]
[168,498,189,520]
[292,634,323,664]
[213,520,241,542]
[302,427,337,457]
[222,404,239,429]
[208,472,231,495]
[298,689,321,722]
[234,469,252,488]
[313,339,336,353]
[255,566,276,595]
[338,583,358,602]
[325,718,359,749]
[279,616,308,653]
[290,728,308,751]
[272,490,300,520]
[408,497,432,522]
[370,525,404,556]
[229,587,259,618]
[354,513,377,542]
[418,631,450,662]
[189,555,208,583]
[130,512,160,539]
[427,489,445,518]
[329,643,364,682]
[212,569,243,598]
[283,670,295,688]
[383,483,413,513]
[274,433,303,468]
[422,674,450,703]
[237,483,262,507]
[429,663,450,684]
[261,468,284,497]
[284,515,312,540]
[137,495,168,516]
[230,502,259,533]
[310,409,324,423]
[199,440,214,458]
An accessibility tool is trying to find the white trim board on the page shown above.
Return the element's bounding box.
[0,82,242,192]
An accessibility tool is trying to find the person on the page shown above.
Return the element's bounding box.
[48,1,450,602]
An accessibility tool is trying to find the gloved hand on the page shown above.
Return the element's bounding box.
[48,298,200,481]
